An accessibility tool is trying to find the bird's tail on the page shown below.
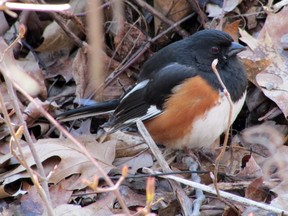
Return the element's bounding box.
[57,99,120,122]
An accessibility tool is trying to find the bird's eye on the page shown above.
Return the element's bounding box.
[211,46,220,54]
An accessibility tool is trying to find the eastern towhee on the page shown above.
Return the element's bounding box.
[59,29,247,149]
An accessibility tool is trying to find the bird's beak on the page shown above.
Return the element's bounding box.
[227,42,246,57]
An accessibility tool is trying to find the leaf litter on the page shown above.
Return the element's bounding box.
[0,0,288,215]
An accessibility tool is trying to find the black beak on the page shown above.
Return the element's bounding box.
[226,42,246,58]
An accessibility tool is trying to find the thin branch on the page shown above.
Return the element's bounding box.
[211,59,234,196]
[0,96,54,216]
[187,0,208,27]
[87,0,105,101]
[3,2,70,11]
[0,26,53,212]
[136,120,193,216]
[144,168,288,215]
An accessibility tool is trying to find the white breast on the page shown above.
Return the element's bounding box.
[171,91,246,149]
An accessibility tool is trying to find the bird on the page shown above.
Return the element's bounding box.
[59,29,247,149]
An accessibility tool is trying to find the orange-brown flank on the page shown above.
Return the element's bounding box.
[144,76,220,148]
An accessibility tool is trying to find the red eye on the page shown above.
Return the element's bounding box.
[211,46,220,54]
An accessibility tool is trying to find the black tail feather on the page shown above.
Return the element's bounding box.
[57,99,120,121]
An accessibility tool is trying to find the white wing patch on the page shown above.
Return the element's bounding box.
[122,105,162,125]
[121,79,149,101]
[141,105,162,121]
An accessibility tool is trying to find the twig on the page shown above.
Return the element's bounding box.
[133,0,189,38]
[0,26,53,213]
[83,166,128,193]
[136,120,171,171]
[187,0,207,27]
[136,120,193,216]
[2,2,70,12]
[87,0,105,101]
[111,0,124,34]
[144,168,288,216]
[211,59,233,195]
[0,99,54,215]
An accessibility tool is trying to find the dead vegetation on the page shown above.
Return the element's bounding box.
[0,0,288,215]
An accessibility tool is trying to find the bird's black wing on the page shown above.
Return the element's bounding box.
[111,63,197,129]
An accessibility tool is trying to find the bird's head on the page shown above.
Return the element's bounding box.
[186,29,246,70]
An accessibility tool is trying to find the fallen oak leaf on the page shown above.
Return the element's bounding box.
[0,135,116,191]
[239,8,288,117]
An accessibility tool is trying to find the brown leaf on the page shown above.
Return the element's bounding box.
[113,152,153,174]
[23,98,57,126]
[19,183,44,215]
[0,135,116,191]
[49,175,77,207]
[241,124,288,189]
[45,55,74,82]
[110,131,148,158]
[72,46,89,100]
[36,0,87,52]
[84,192,115,215]
[223,20,241,42]
[72,46,134,102]
[245,177,268,202]
[16,52,47,99]
[0,38,41,97]
[154,0,192,43]
[114,21,147,62]
[237,155,262,179]
[119,185,146,208]
[239,7,288,117]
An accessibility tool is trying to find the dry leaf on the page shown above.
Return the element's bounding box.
[84,192,115,215]
[0,135,116,192]
[23,98,57,125]
[119,185,146,208]
[236,155,263,179]
[223,20,240,42]
[270,182,288,211]
[239,7,288,117]
[245,177,268,202]
[113,152,153,174]
[43,204,94,216]
[72,46,134,102]
[0,38,40,96]
[36,0,87,52]
[0,11,9,35]
[45,55,74,82]
[154,0,192,43]
[206,0,243,17]
[114,21,147,61]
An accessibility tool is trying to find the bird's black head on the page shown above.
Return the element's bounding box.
[184,29,245,71]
